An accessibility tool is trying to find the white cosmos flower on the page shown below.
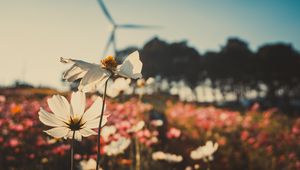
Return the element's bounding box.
[38,91,109,141]
[152,151,183,163]
[61,51,143,92]
[101,78,131,98]
[79,159,95,170]
[136,77,155,88]
[104,137,131,156]
[135,77,156,96]
[127,121,145,133]
[151,120,164,127]
[160,78,169,92]
[101,125,117,142]
[79,158,102,170]
[190,141,218,161]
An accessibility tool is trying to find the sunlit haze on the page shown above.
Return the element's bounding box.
[1,0,299,90]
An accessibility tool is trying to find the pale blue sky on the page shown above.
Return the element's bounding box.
[0,0,299,90]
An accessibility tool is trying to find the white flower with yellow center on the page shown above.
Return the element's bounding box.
[61,51,142,92]
[190,141,219,161]
[38,91,109,141]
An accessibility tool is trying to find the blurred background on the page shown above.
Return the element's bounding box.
[1,0,300,170]
[1,0,300,111]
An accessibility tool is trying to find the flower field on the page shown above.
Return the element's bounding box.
[0,93,299,170]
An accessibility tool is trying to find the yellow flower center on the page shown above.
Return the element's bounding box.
[137,79,146,87]
[100,56,118,71]
[66,117,85,131]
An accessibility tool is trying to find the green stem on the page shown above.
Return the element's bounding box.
[96,78,110,170]
[135,138,141,170]
[71,130,75,170]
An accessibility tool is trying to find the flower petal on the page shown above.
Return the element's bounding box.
[74,131,82,141]
[117,51,142,79]
[66,131,73,139]
[213,143,219,151]
[80,75,109,93]
[79,128,97,137]
[85,114,109,129]
[65,131,82,141]
[61,58,98,82]
[61,57,97,71]
[38,108,65,127]
[47,95,70,121]
[78,66,109,92]
[82,97,103,122]
[71,91,86,118]
[44,127,70,139]
[63,65,87,82]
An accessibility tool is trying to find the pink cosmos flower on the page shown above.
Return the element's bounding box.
[166,127,181,139]
[9,138,19,147]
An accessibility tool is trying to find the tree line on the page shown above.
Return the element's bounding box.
[119,37,300,110]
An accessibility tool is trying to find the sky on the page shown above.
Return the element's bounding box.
[0,0,300,90]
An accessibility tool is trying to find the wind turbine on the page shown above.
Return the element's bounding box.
[97,0,160,56]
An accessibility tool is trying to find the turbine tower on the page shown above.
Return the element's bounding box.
[97,0,160,56]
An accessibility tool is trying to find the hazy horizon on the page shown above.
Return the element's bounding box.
[1,0,300,90]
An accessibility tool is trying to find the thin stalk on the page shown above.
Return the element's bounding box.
[71,130,75,170]
[207,161,211,170]
[96,78,110,170]
[135,137,141,170]
[130,141,134,170]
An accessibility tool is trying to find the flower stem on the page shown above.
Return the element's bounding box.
[135,137,141,170]
[71,130,75,170]
[96,78,110,170]
[207,161,211,170]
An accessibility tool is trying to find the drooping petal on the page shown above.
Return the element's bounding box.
[85,114,109,129]
[80,67,105,86]
[38,108,65,127]
[61,58,98,82]
[82,97,103,122]
[79,128,97,137]
[61,57,97,71]
[80,75,109,93]
[71,91,86,118]
[44,127,70,139]
[47,95,70,121]
[63,65,87,82]
[117,51,142,79]
[78,67,109,92]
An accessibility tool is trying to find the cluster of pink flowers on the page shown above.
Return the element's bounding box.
[236,108,300,169]
[104,99,159,146]
[165,101,300,170]
[166,101,241,138]
[1,94,300,170]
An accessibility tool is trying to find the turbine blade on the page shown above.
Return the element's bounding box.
[103,31,114,56]
[111,33,117,56]
[119,24,162,29]
[96,0,115,25]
